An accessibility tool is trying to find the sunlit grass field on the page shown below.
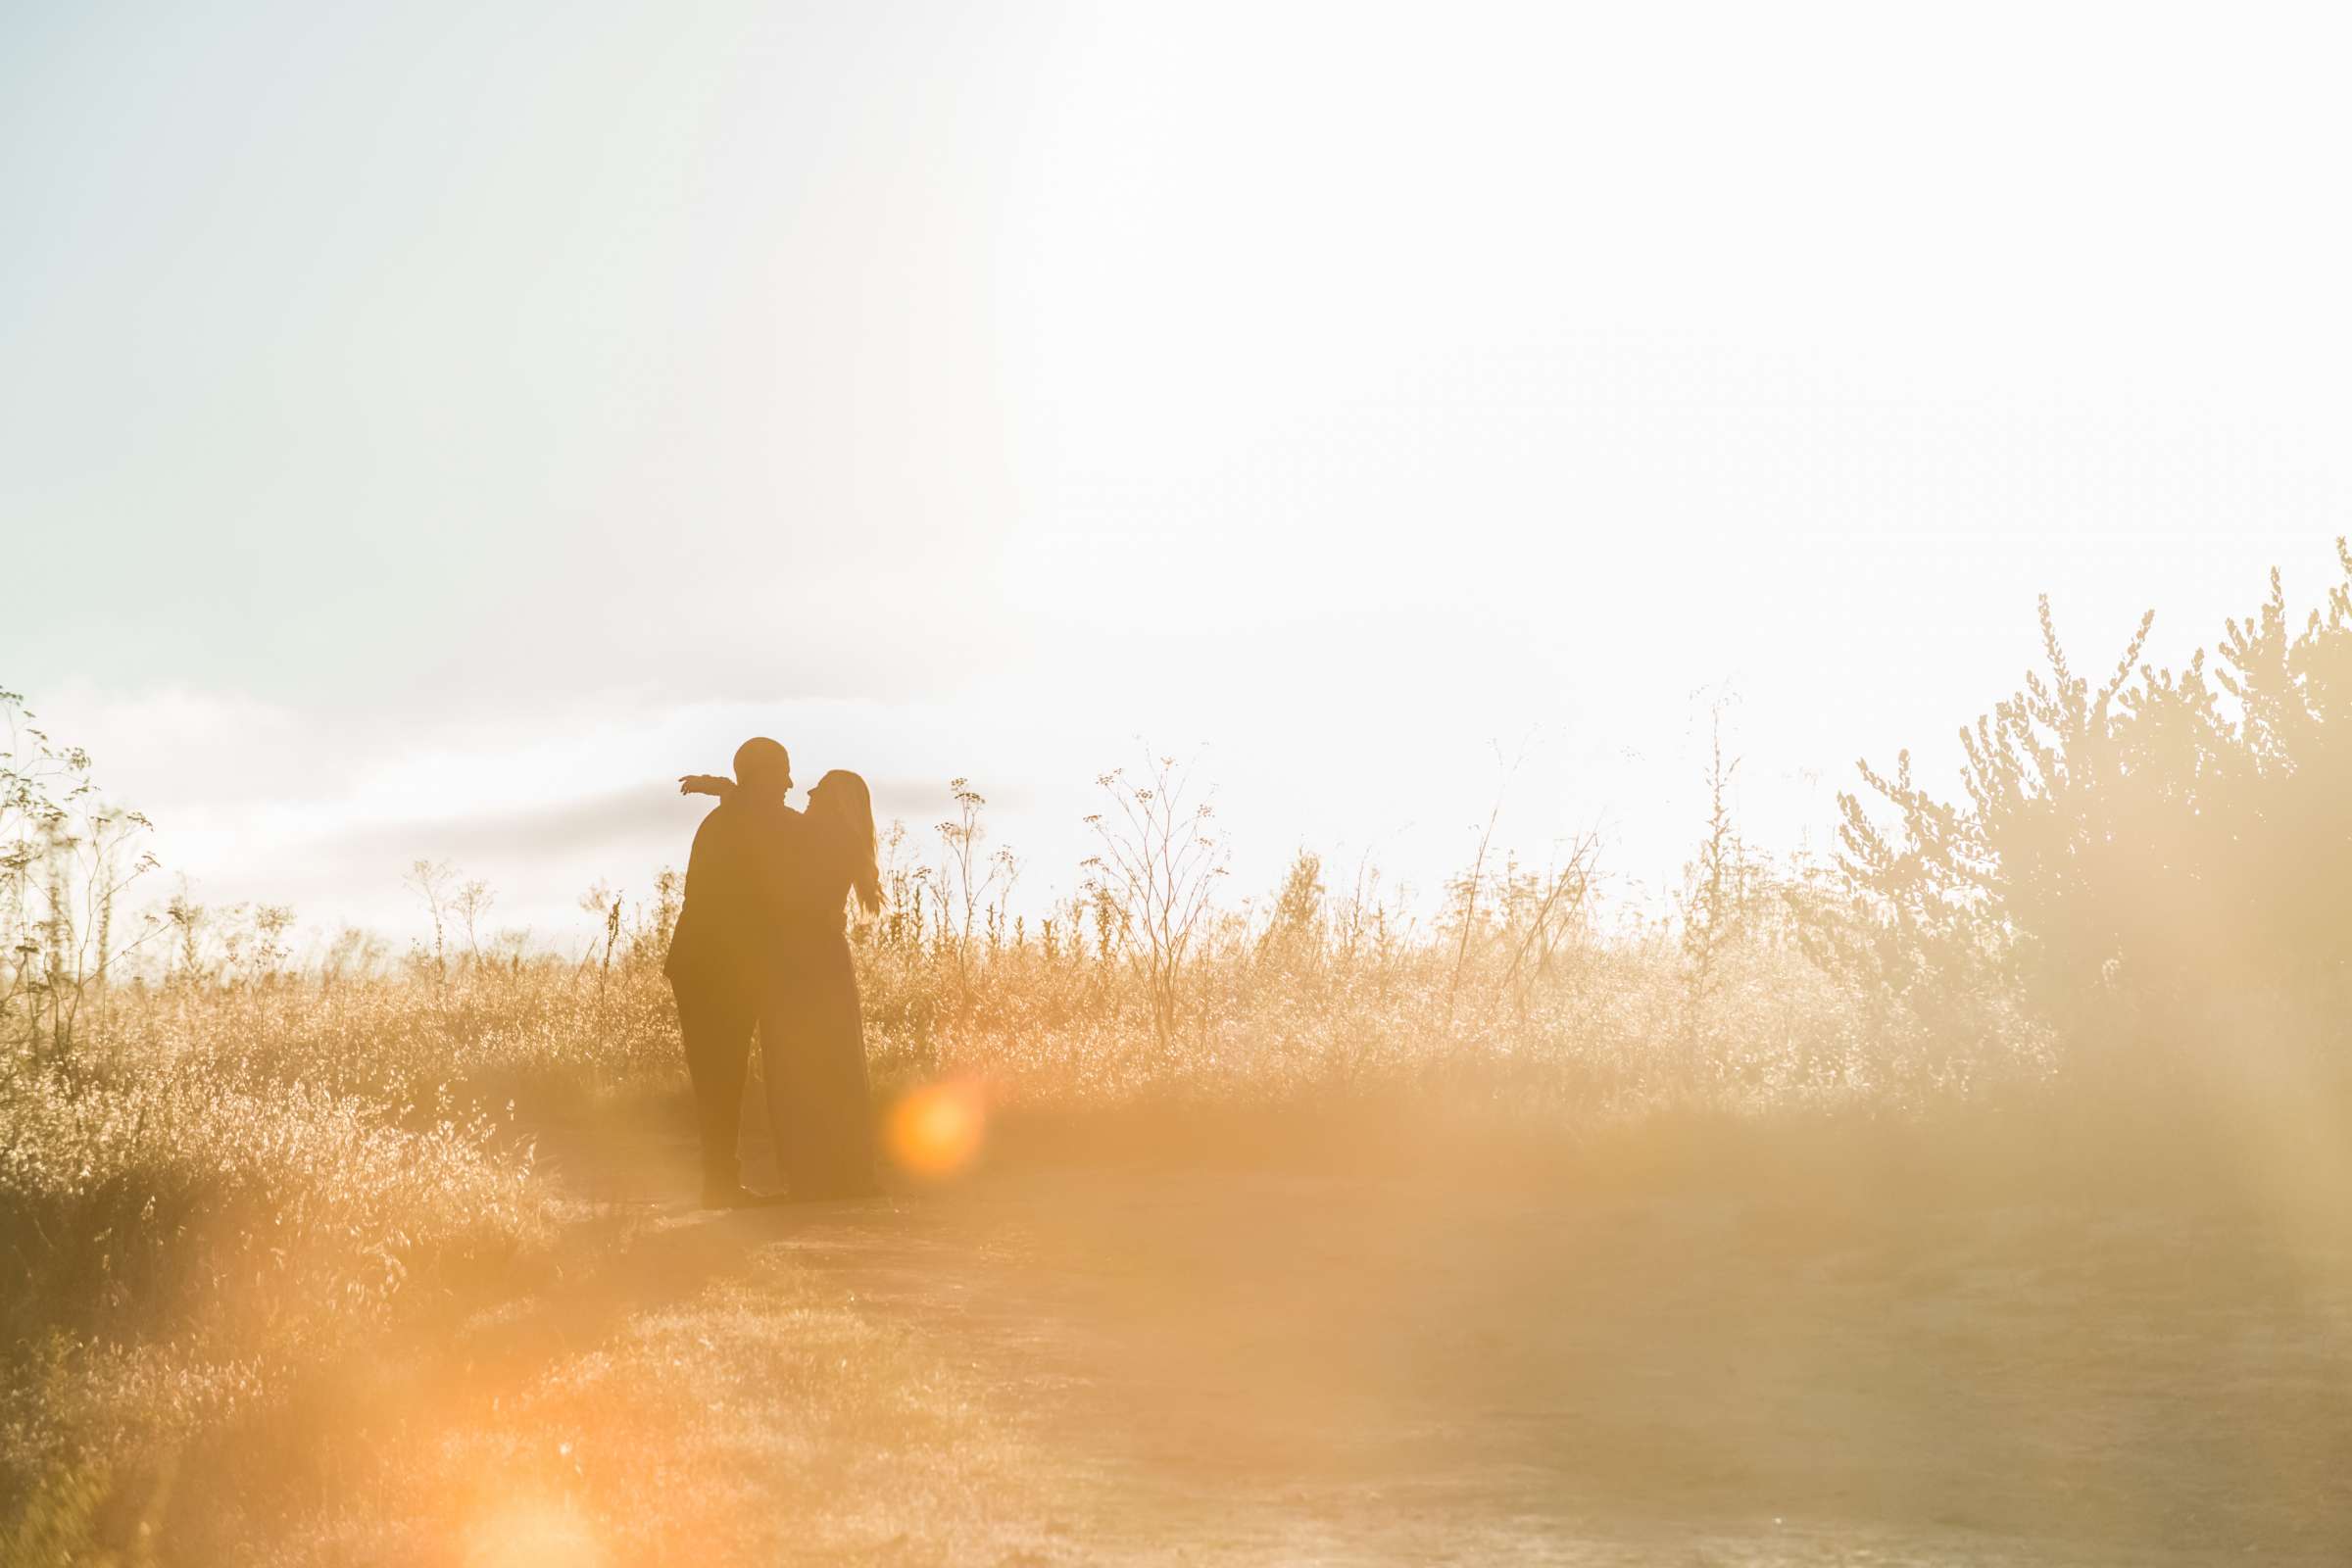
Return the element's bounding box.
[8,551,2352,1562]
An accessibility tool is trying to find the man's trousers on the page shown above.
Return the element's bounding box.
[669,973,759,1187]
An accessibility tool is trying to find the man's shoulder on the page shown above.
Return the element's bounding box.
[694,798,801,843]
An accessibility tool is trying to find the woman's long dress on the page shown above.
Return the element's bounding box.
[756,820,877,1198]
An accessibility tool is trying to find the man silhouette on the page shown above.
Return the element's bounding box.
[664,735,794,1207]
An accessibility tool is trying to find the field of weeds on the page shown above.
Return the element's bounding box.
[6,551,2352,1559]
[0,763,2028,1548]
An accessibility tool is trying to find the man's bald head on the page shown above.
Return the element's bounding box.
[733,737,792,803]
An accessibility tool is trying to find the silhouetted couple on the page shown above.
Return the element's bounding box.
[663,738,884,1206]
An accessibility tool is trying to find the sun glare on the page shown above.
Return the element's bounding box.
[886,1079,988,1181]
[464,1497,606,1568]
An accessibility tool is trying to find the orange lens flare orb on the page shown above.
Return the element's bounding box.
[885,1079,986,1181]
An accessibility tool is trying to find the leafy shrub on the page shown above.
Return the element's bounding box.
[1833,541,2352,1067]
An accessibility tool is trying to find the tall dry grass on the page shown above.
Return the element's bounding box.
[7,545,2352,1544]
[0,751,1978,1538]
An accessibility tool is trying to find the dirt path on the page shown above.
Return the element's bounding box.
[751,1167,2352,1565]
[245,1108,2352,1565]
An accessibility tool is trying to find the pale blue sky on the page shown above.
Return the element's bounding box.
[7,2,2349,943]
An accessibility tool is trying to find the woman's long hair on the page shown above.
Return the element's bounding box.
[811,769,883,917]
